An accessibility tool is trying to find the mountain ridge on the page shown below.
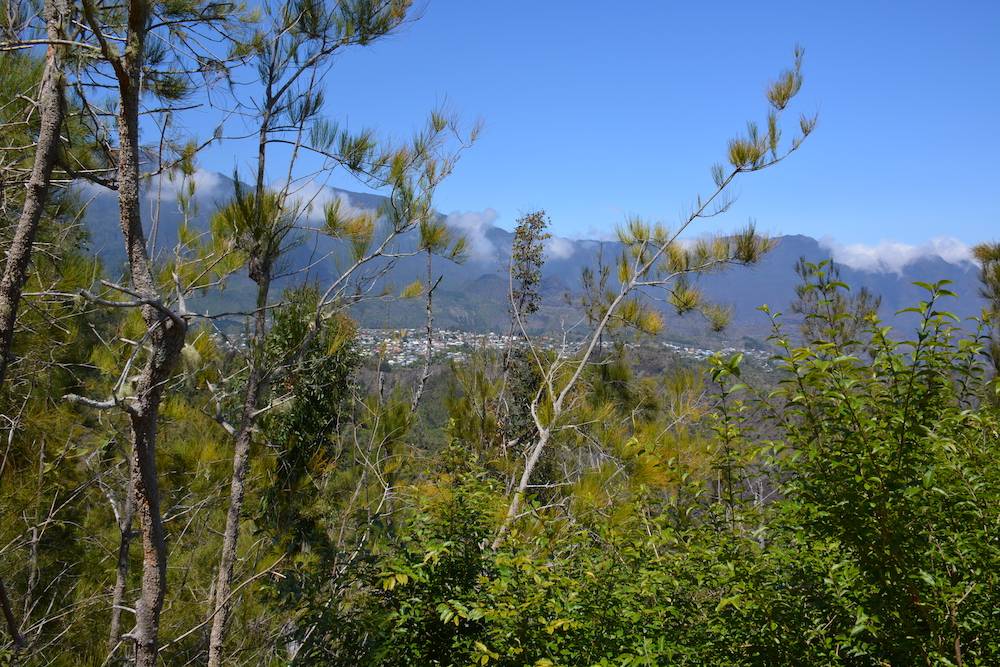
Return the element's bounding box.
[75,171,985,344]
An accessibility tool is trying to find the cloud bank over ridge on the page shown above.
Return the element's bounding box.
[818,236,973,274]
[445,209,500,262]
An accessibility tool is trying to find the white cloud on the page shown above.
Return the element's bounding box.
[283,179,372,223]
[820,236,973,274]
[144,168,224,200]
[545,235,576,260]
[446,209,499,262]
[141,172,378,225]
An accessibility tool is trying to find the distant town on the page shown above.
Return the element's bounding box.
[356,328,772,367]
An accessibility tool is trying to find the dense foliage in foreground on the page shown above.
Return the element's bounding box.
[3,214,1000,665]
[0,189,998,666]
[281,278,1000,666]
[1,216,998,666]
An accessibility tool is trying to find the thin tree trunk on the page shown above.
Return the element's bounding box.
[491,426,550,549]
[206,276,268,667]
[127,402,175,667]
[0,0,67,388]
[115,4,186,662]
[411,249,438,412]
[0,580,24,649]
[205,86,275,664]
[495,318,518,452]
[22,444,43,623]
[0,0,67,648]
[108,474,135,655]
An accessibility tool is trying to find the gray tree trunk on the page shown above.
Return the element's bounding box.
[0,0,67,648]
[206,278,267,667]
[411,249,437,412]
[108,473,135,656]
[114,4,187,663]
[0,0,67,387]
[492,426,550,549]
[205,95,275,664]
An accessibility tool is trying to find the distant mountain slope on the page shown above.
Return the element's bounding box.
[76,171,984,344]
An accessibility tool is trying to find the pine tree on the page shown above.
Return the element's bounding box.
[494,48,816,547]
[202,2,473,661]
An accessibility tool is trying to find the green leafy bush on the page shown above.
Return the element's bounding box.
[290,274,1000,666]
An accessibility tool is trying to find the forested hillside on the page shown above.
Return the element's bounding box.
[1,1,998,666]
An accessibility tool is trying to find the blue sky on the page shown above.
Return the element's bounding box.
[194,0,1000,247]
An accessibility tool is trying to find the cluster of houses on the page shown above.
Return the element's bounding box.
[356,328,521,366]
[353,328,771,367]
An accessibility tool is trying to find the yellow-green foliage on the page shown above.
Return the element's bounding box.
[400,279,424,299]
